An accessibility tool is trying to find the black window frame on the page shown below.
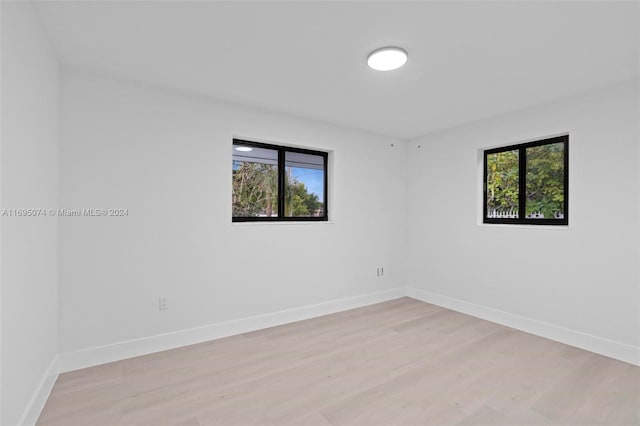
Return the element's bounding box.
[232,139,329,222]
[483,135,569,226]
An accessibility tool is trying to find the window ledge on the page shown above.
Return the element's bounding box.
[478,223,569,230]
[232,221,336,226]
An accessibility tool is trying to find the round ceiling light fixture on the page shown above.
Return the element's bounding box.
[367,46,408,71]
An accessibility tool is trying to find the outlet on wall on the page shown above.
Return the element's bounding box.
[376,267,385,277]
[158,296,168,311]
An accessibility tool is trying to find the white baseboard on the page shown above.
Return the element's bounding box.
[406,286,640,366]
[18,355,59,426]
[57,287,406,373]
[57,286,640,373]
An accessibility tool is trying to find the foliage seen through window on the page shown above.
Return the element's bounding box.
[232,140,327,222]
[484,136,568,225]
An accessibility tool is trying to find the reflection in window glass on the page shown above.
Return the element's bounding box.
[232,145,278,217]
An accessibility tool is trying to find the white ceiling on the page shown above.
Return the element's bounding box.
[35,1,639,140]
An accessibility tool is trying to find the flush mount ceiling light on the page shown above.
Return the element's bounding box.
[367,46,408,71]
[234,146,253,152]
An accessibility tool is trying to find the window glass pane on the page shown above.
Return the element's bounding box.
[284,151,325,217]
[526,142,565,219]
[232,144,279,217]
[486,150,519,219]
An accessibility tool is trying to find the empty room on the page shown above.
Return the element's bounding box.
[2,1,639,425]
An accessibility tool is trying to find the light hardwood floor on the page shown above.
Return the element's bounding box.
[38,298,639,426]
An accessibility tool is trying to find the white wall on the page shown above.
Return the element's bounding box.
[1,2,60,425]
[58,69,406,354]
[407,81,639,355]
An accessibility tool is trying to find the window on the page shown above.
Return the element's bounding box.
[232,139,328,222]
[484,135,568,225]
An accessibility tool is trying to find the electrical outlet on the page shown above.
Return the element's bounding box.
[159,296,168,311]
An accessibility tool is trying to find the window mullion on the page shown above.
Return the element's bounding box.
[277,149,285,218]
[518,147,526,222]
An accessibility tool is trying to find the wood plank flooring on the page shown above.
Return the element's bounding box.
[38,298,640,425]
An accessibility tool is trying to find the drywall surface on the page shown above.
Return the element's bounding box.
[58,69,406,353]
[1,2,60,424]
[407,80,639,350]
